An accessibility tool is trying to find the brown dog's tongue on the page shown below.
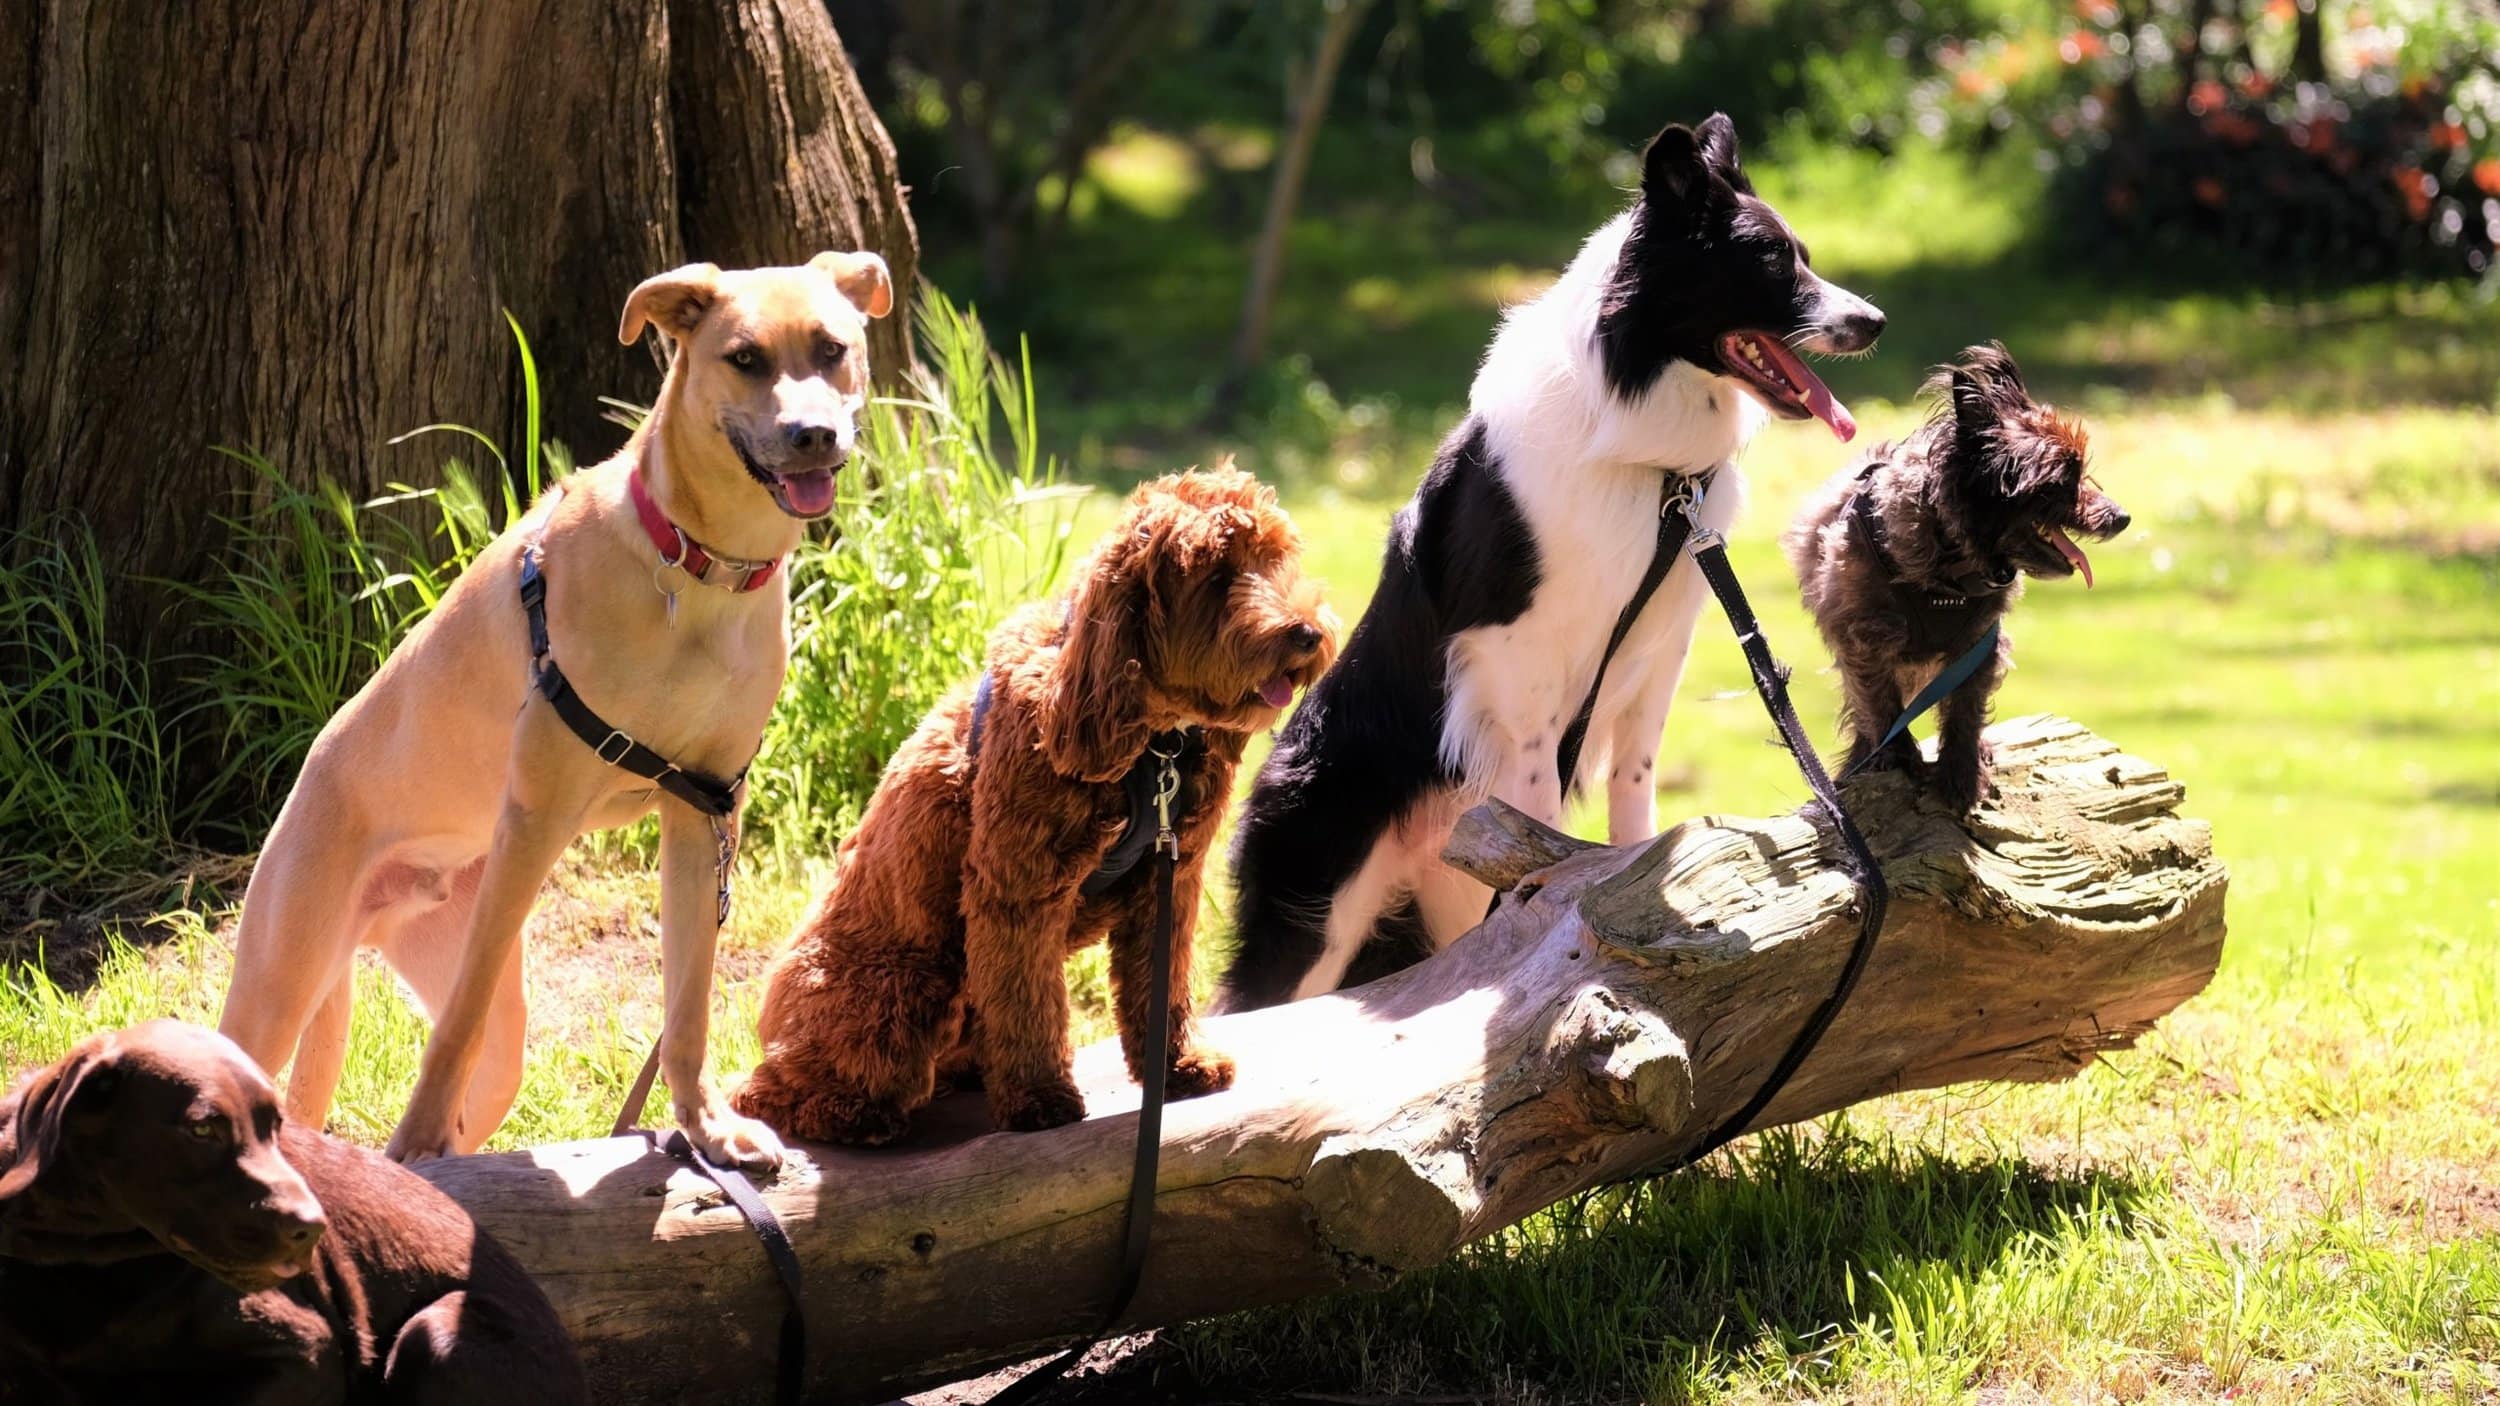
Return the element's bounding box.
[1258,674,1297,708]
[2047,527,2094,587]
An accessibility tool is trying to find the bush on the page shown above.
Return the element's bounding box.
[747,295,1082,862]
[2048,81,2499,284]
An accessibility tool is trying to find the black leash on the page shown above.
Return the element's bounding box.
[1534,471,1890,1174]
[1551,469,1717,802]
[978,729,1188,1406]
[612,1056,808,1406]
[513,490,806,1404]
[1674,518,1888,1162]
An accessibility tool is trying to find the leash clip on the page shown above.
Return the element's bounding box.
[1149,742,1182,858]
[709,811,738,927]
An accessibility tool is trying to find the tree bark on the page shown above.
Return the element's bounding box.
[667,0,917,382]
[0,0,916,644]
[418,716,2228,1405]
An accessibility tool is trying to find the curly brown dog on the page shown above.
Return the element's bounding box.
[734,468,1338,1144]
[1784,343,2128,811]
[0,1021,584,1404]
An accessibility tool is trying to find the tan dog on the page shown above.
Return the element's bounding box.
[217,252,893,1168]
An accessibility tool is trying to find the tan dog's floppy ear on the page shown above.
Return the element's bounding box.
[1041,534,1155,783]
[618,262,725,346]
[810,250,895,320]
[0,1033,119,1221]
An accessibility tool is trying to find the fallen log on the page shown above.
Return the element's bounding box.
[418,715,2226,1404]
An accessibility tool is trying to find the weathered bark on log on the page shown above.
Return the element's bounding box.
[419,716,2227,1404]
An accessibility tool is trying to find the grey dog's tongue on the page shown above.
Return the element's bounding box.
[2046,526,2095,587]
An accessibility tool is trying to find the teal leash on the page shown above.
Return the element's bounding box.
[1840,620,2001,781]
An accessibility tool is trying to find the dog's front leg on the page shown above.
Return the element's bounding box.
[1602,647,1693,847]
[1107,859,1233,1101]
[1932,635,2010,813]
[962,867,1088,1133]
[658,798,783,1171]
[386,761,586,1163]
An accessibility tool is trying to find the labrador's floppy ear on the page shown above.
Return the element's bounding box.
[0,1033,121,1223]
[809,250,895,320]
[618,262,725,346]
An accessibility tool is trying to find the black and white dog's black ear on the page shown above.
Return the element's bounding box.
[1696,111,1742,180]
[1643,113,1747,211]
[1640,123,1707,207]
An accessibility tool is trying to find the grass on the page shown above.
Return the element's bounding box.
[6,136,2499,1401]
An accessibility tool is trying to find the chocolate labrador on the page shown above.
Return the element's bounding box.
[0,1021,585,1404]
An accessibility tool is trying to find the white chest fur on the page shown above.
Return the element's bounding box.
[1435,211,1762,808]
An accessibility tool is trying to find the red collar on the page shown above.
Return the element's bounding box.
[627,471,782,593]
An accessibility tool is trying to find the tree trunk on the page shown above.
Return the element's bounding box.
[0,0,916,645]
[1216,0,1375,411]
[419,716,2228,1405]
[2290,0,2329,84]
[667,0,919,391]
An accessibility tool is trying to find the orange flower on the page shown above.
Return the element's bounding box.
[2394,167,2435,220]
[2194,176,2227,208]
[2475,158,2500,195]
[2188,79,2227,114]
[2265,0,2295,19]
[2429,121,2467,151]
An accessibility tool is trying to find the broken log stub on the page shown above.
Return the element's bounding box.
[420,714,2225,1404]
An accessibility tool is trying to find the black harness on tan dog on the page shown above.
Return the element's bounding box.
[512,483,809,1406]
[953,660,1200,1406]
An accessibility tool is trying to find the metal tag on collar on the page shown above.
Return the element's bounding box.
[653,562,685,629]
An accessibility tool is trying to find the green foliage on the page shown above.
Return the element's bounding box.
[168,319,562,851]
[747,294,1083,861]
[0,521,182,894]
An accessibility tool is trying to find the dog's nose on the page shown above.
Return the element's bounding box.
[1287,623,1325,654]
[1837,307,1886,350]
[2106,506,2131,534]
[785,421,844,458]
[279,1215,325,1249]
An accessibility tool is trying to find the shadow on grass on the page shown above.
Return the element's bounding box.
[1093,1124,2154,1405]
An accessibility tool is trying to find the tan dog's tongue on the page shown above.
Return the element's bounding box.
[781,469,837,517]
[1258,674,1297,708]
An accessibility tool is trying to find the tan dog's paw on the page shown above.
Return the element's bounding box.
[993,1081,1086,1133]
[1165,1044,1236,1100]
[383,1118,460,1165]
[683,1103,785,1172]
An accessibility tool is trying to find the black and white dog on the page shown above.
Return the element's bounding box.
[1218,114,1884,1010]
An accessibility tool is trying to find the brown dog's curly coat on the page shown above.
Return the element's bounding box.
[1784,344,2128,812]
[735,467,1337,1144]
